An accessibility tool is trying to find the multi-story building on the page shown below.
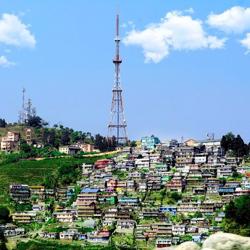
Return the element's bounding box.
[54,212,75,223]
[1,131,20,151]
[166,176,184,192]
[59,145,81,155]
[217,165,233,178]
[141,135,160,150]
[30,186,45,200]
[10,184,31,203]
[12,212,36,224]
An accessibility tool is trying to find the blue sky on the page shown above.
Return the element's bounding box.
[0,0,250,141]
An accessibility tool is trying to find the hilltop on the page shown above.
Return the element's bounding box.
[0,122,117,152]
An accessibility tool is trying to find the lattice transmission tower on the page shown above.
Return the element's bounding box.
[108,14,128,145]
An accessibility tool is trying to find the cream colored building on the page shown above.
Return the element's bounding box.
[184,139,198,147]
[0,131,20,151]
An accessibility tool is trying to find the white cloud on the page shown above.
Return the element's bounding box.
[207,6,250,33]
[123,11,225,63]
[240,33,250,53]
[0,55,15,67]
[0,13,36,48]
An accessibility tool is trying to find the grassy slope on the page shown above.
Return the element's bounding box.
[0,125,27,138]
[0,154,114,206]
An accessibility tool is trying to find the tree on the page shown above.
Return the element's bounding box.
[193,211,203,218]
[180,234,192,242]
[57,163,80,185]
[27,115,47,128]
[0,207,10,224]
[130,141,137,147]
[112,233,135,249]
[232,135,248,157]
[20,140,32,153]
[221,133,249,157]
[71,131,81,143]
[47,129,56,147]
[225,200,236,219]
[221,132,235,152]
[0,230,7,250]
[224,196,250,236]
[94,134,116,152]
[44,174,57,189]
[0,119,6,128]
[61,128,71,145]
[170,192,182,202]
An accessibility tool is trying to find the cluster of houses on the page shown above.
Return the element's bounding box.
[3,136,250,248]
[0,129,96,154]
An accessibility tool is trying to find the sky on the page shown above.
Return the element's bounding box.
[0,0,250,141]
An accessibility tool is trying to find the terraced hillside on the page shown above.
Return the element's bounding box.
[0,154,115,207]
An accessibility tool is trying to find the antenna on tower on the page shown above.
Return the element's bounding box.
[207,133,215,141]
[18,88,37,124]
[108,14,128,146]
[22,88,26,111]
[27,98,32,120]
[19,87,26,124]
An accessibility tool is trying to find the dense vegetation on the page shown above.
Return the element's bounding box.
[221,132,249,157]
[0,115,117,152]
[16,240,114,250]
[111,234,135,250]
[223,195,250,236]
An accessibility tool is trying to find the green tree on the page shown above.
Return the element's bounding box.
[61,128,71,145]
[94,134,116,152]
[0,230,7,250]
[0,119,7,128]
[44,174,57,189]
[221,133,249,157]
[27,115,47,128]
[221,132,235,152]
[224,196,250,236]
[0,207,10,224]
[170,192,182,202]
[130,141,137,147]
[20,140,32,153]
[47,129,56,147]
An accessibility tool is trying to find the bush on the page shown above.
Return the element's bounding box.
[169,192,182,202]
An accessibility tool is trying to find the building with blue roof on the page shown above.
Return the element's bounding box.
[81,188,100,193]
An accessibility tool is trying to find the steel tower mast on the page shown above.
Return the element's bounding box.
[18,88,26,124]
[108,14,128,145]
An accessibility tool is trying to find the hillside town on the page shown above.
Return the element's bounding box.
[1,134,250,249]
